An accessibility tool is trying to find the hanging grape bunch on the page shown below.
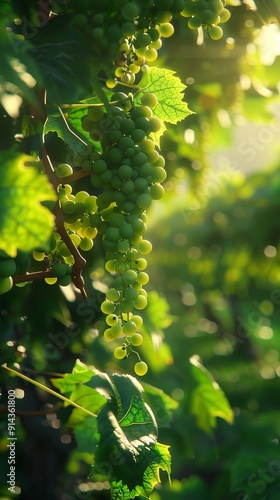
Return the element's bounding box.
[1,0,232,376]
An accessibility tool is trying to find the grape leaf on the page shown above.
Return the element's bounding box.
[190,356,234,435]
[0,151,56,257]
[51,359,99,394]
[110,442,171,500]
[73,416,100,455]
[0,20,41,107]
[29,16,93,104]
[52,361,171,498]
[136,67,193,124]
[44,114,89,155]
[141,382,179,428]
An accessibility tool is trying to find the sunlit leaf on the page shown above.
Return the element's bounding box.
[0,151,56,257]
[190,356,234,435]
[136,67,193,124]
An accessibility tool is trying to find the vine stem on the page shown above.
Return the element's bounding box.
[61,169,91,183]
[13,270,53,284]
[41,143,87,299]
[2,365,97,418]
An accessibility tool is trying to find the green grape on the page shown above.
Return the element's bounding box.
[147,27,160,41]
[130,314,143,328]
[132,218,146,236]
[129,63,140,75]
[137,271,149,285]
[135,32,151,48]
[59,274,72,287]
[122,21,136,36]
[101,300,115,314]
[52,262,68,278]
[133,295,147,310]
[134,117,149,133]
[121,2,140,20]
[104,328,116,342]
[145,48,158,62]
[92,27,104,40]
[124,287,139,301]
[152,167,167,183]
[75,190,89,203]
[79,238,94,251]
[159,22,174,38]
[136,193,152,210]
[134,258,147,271]
[114,346,127,359]
[120,119,135,135]
[89,214,102,228]
[148,117,162,132]
[156,10,172,23]
[118,136,135,152]
[141,92,158,109]
[123,269,138,284]
[105,259,117,273]
[134,177,148,192]
[61,200,76,215]
[0,259,16,277]
[106,314,118,326]
[188,17,202,29]
[150,183,165,199]
[33,250,45,261]
[138,239,152,254]
[106,78,117,89]
[150,38,162,50]
[219,8,230,23]
[140,138,155,153]
[118,240,130,253]
[81,116,93,132]
[110,324,124,337]
[119,298,134,313]
[123,320,137,335]
[70,233,81,246]
[130,333,143,346]
[106,288,121,302]
[118,164,133,180]
[120,223,134,239]
[110,213,125,227]
[134,361,148,376]
[105,227,120,242]
[56,163,73,178]
[208,25,223,40]
[45,277,58,285]
[132,152,148,167]
[92,160,107,175]
[0,276,13,295]
[84,226,97,239]
[209,0,224,15]
[131,128,146,143]
[121,180,135,195]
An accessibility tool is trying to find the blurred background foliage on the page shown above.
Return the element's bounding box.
[1,1,280,499]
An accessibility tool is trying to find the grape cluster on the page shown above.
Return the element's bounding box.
[0,250,33,294]
[33,183,99,284]
[181,0,230,40]
[79,91,167,374]
[69,0,186,89]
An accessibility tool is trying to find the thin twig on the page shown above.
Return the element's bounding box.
[13,270,53,284]
[41,145,87,299]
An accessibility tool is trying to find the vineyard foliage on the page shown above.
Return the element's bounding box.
[1,1,280,499]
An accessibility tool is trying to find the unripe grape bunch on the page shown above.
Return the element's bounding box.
[181,0,230,40]
[1,0,233,377]
[79,89,168,376]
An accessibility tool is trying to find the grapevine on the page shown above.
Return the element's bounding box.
[0,0,235,498]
